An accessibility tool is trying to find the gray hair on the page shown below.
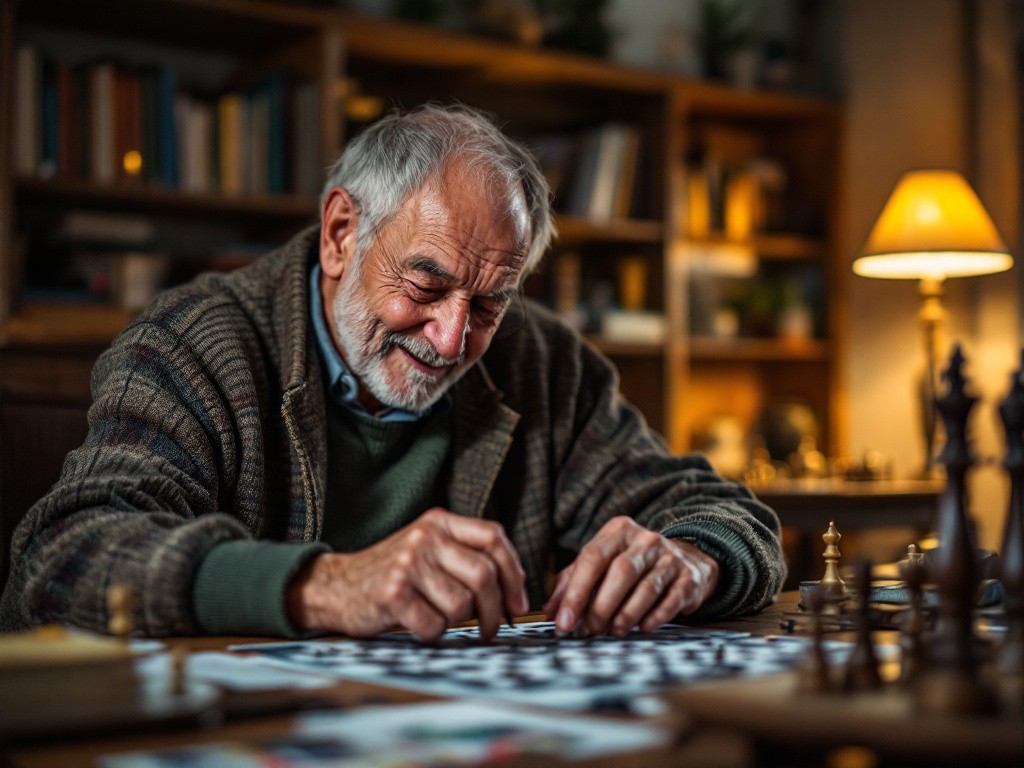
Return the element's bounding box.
[320,103,555,280]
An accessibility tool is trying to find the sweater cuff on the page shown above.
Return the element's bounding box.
[660,520,756,620]
[192,540,329,637]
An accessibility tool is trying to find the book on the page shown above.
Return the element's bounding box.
[12,43,42,177]
[564,123,640,222]
[262,72,286,195]
[291,80,322,196]
[56,62,84,179]
[155,68,179,187]
[40,58,59,178]
[247,86,269,196]
[88,62,116,184]
[113,68,144,185]
[177,94,213,193]
[217,91,246,195]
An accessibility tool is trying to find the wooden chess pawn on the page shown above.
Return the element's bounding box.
[819,521,848,602]
[842,558,881,692]
[796,585,833,693]
[898,555,928,685]
[107,584,135,641]
[170,645,189,697]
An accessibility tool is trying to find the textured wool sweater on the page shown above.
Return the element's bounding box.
[1,226,785,636]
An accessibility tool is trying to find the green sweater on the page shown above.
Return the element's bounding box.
[192,399,452,634]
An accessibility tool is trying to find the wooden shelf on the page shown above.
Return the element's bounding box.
[754,233,826,261]
[2,302,135,346]
[15,177,319,223]
[555,216,664,246]
[688,336,830,362]
[587,336,666,358]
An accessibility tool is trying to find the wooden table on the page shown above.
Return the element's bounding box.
[5,592,1022,768]
[754,479,943,587]
[2,599,799,768]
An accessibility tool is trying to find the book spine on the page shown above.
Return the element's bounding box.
[89,62,116,184]
[155,68,179,187]
[12,43,42,177]
[141,69,159,184]
[40,58,59,179]
[218,92,244,195]
[291,80,322,197]
[265,73,285,196]
[56,62,82,179]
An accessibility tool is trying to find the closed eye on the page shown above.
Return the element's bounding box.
[404,279,446,303]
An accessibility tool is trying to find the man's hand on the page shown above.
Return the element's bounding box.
[543,516,718,637]
[287,508,528,642]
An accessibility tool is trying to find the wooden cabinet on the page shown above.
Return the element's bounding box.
[0,0,844,469]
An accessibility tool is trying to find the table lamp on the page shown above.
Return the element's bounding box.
[853,169,1013,477]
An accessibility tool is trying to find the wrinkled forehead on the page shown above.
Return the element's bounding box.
[389,163,528,280]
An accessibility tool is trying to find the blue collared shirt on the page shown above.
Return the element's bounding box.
[309,264,427,423]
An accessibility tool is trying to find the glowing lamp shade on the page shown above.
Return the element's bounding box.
[853,170,1012,281]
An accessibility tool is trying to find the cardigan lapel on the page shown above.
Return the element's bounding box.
[448,362,521,519]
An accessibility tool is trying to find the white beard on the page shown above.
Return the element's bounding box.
[332,272,467,413]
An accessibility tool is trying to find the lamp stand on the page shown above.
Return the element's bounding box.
[918,277,946,479]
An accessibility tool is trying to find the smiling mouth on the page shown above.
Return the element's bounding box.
[397,345,454,375]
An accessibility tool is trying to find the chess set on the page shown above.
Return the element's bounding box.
[671,346,1024,765]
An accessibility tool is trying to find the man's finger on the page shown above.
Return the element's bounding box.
[432,511,528,616]
[581,542,660,635]
[433,539,506,639]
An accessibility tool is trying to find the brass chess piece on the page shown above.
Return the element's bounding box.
[819,521,848,602]
[107,584,135,641]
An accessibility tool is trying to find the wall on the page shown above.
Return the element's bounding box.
[841,0,1021,549]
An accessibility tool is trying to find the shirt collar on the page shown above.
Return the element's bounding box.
[309,264,428,422]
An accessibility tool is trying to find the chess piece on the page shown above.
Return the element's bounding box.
[898,555,928,684]
[107,584,135,641]
[842,558,881,692]
[996,349,1024,690]
[170,645,189,696]
[797,584,832,693]
[913,345,998,715]
[819,521,848,602]
[904,542,924,565]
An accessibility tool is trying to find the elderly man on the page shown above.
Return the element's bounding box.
[1,105,784,641]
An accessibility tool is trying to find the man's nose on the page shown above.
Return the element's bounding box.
[424,299,469,361]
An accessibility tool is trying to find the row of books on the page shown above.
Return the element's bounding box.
[11,43,324,198]
[534,122,641,222]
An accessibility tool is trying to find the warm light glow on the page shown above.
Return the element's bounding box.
[853,170,1012,280]
[123,150,143,176]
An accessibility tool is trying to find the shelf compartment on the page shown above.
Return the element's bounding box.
[3,302,136,346]
[15,177,318,223]
[556,216,664,246]
[689,336,829,362]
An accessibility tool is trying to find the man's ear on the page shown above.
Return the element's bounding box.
[320,187,359,280]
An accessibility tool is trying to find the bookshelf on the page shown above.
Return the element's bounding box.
[0,0,845,470]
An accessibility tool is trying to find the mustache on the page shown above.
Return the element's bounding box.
[381,332,464,369]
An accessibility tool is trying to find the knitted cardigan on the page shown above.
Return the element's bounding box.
[1,226,785,635]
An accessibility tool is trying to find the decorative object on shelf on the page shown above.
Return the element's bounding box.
[471,0,544,45]
[697,0,760,85]
[537,0,614,57]
[853,169,1014,479]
